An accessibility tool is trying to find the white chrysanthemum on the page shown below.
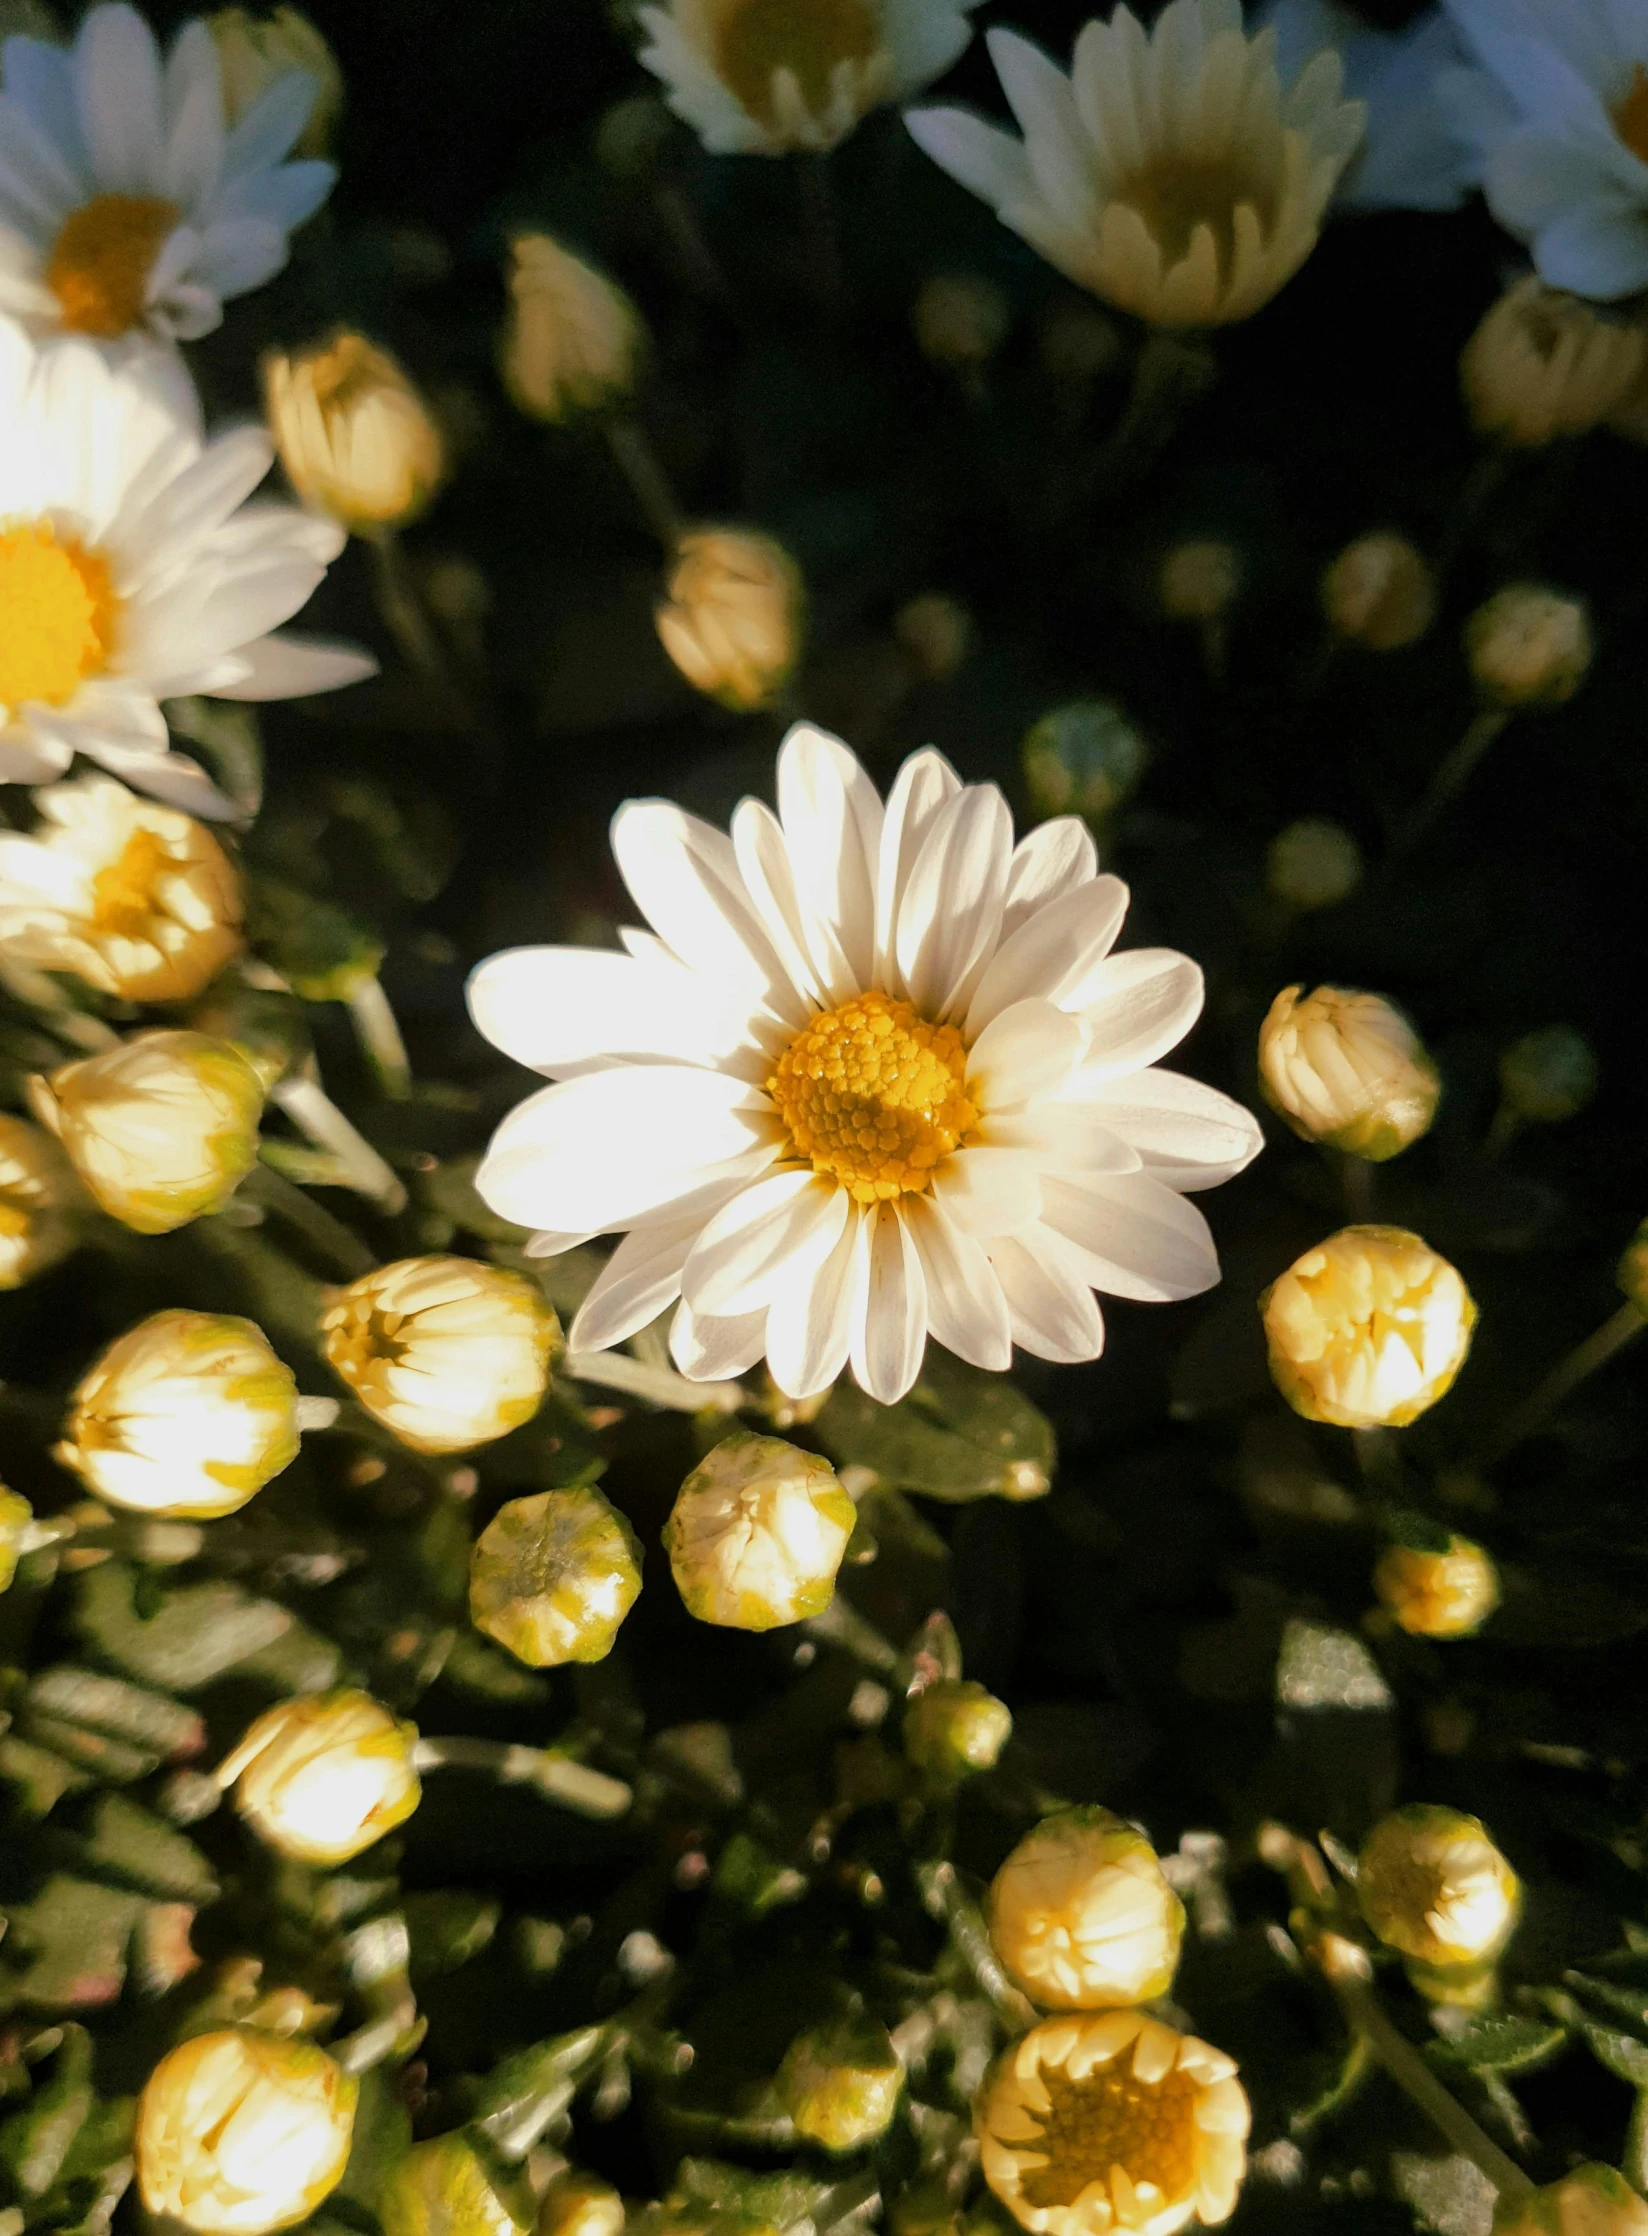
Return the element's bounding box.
[0,321,373,815]
[638,0,982,157]
[905,0,1364,328]
[1262,0,1474,212]
[468,724,1262,1406]
[0,2,334,344]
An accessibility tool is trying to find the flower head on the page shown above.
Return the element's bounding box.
[0,1111,82,1288]
[135,2026,357,2236]
[779,2016,905,2151]
[904,1678,1013,1780]
[638,0,983,156]
[1494,2166,1648,2236]
[1022,703,1151,827]
[1262,1225,1475,1430]
[666,1431,855,1628]
[1264,819,1362,912]
[1261,0,1474,214]
[656,529,803,712]
[989,1807,1185,2011]
[379,2135,532,2236]
[1373,1534,1500,1639]
[503,235,642,423]
[55,1307,300,1518]
[1462,278,1646,445]
[1357,1803,1520,1971]
[1320,533,1437,651]
[220,1687,422,1864]
[1258,986,1440,1162]
[265,334,446,538]
[907,0,1364,328]
[467,724,1260,1404]
[976,2010,1248,2236]
[210,8,342,158]
[0,2,334,343]
[1466,585,1593,708]
[469,1487,644,1666]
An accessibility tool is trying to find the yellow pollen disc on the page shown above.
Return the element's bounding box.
[767,988,976,1205]
[1018,2064,1200,2212]
[47,192,180,338]
[90,828,168,937]
[714,0,878,125]
[1616,65,1648,165]
[0,521,117,709]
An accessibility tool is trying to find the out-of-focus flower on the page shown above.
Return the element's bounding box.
[913,272,1010,369]
[666,1433,855,1629]
[1258,986,1440,1162]
[1466,585,1593,708]
[1261,1225,1476,1429]
[895,593,973,680]
[779,2017,905,2151]
[265,335,446,538]
[467,725,1261,1401]
[55,1308,300,1519]
[1462,278,1645,446]
[0,776,242,1002]
[321,1256,559,1455]
[1261,0,1474,212]
[595,92,677,180]
[0,1111,82,1288]
[503,235,642,424]
[0,1485,33,1592]
[907,0,1364,327]
[0,3,333,344]
[1618,1219,1648,1315]
[210,8,343,159]
[0,323,373,816]
[379,2134,532,2236]
[638,0,983,156]
[540,2174,626,2236]
[29,1029,265,1235]
[1357,1803,1520,1973]
[656,528,803,712]
[1494,2166,1648,2236]
[976,2010,1249,2236]
[1022,702,1150,825]
[469,1487,643,1666]
[1159,542,1242,625]
[135,2027,357,2236]
[989,1806,1185,2010]
[1320,533,1437,650]
[903,1678,1012,1780]
[219,1688,422,1864]
[1265,819,1362,912]
[1373,1534,1500,1638]
[1499,1026,1598,1124]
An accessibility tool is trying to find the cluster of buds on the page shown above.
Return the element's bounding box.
[1357,1804,1520,2003]
[655,528,804,712]
[265,333,446,538]
[219,1689,422,1865]
[988,1807,1185,2011]
[469,1486,643,1666]
[1259,986,1439,1163]
[1261,1225,1476,1431]
[664,1432,855,1630]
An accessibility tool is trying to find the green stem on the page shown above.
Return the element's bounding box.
[565,1347,744,1416]
[915,1859,1037,2033]
[243,1160,377,1280]
[369,530,484,734]
[272,1073,407,1210]
[1482,1301,1647,1465]
[346,975,412,1101]
[1399,710,1510,853]
[603,417,685,549]
[798,151,844,319]
[411,1735,632,1820]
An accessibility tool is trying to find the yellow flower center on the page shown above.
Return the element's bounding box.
[713,0,878,125]
[0,1197,31,1241]
[767,989,976,1204]
[1119,158,1279,274]
[47,193,180,338]
[0,521,117,709]
[1019,2064,1199,2212]
[90,829,168,937]
[1616,64,1648,165]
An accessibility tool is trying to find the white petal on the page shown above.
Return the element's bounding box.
[966,875,1131,1034]
[670,1298,769,1381]
[850,1203,928,1404]
[75,4,166,194]
[612,799,803,1023]
[466,945,762,1081]
[682,1168,849,1318]
[988,1227,1105,1364]
[1001,816,1099,938]
[569,1217,704,1353]
[1072,949,1205,1080]
[1039,1173,1221,1302]
[776,722,882,997]
[896,781,1013,1020]
[208,631,377,700]
[967,997,1088,1114]
[1071,1067,1263,1190]
[903,1192,1013,1370]
[875,746,960,987]
[766,1201,869,1400]
[930,1145,1041,1237]
[732,796,828,1010]
[984,1104,1142,1174]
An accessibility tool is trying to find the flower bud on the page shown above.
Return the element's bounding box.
[1462,278,1645,448]
[0,1486,32,1592]
[468,1486,643,1667]
[247,879,384,1004]
[502,234,643,423]
[0,776,243,1003]
[594,92,676,180]
[988,1807,1185,2011]
[1321,532,1437,652]
[778,2016,904,2152]
[55,1309,301,1520]
[0,1111,82,1288]
[1618,1220,1648,1315]
[1261,1226,1476,1431]
[912,273,1010,370]
[1258,986,1440,1163]
[1498,1026,1598,1125]
[322,1256,559,1455]
[136,2027,357,2236]
[29,1029,265,1235]
[188,983,310,1093]
[894,593,973,681]
[1373,1534,1500,1639]
[220,1688,421,1864]
[1494,2166,1648,2236]
[265,334,446,537]
[664,1432,855,1631]
[379,2134,533,2236]
[1021,701,1150,825]
[656,529,803,712]
[210,8,343,157]
[1265,819,1363,913]
[903,1680,1012,1782]
[540,2173,626,2236]
[1466,585,1592,709]
[1158,540,1242,624]
[1357,1804,1520,1977]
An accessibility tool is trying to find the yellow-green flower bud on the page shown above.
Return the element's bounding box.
[1619,1220,1648,1314]
[1321,532,1437,651]
[1494,2166,1648,2236]
[265,334,445,538]
[1265,819,1363,913]
[379,2134,532,2236]
[1021,701,1150,825]
[912,272,1010,370]
[989,1806,1185,2011]
[468,1487,642,1666]
[540,2172,626,2236]
[894,592,973,681]
[28,1029,264,1235]
[1462,278,1645,449]
[0,1486,32,1592]
[136,2027,357,2236]
[664,1432,855,1631]
[1357,1804,1520,1975]
[1158,539,1242,624]
[1258,986,1440,1163]
[656,528,803,713]
[210,8,343,158]
[778,2016,904,2151]
[0,1111,82,1288]
[322,1256,559,1455]
[1498,1026,1598,1124]
[1467,585,1593,709]
[54,1309,301,1520]
[247,880,384,1005]
[219,1688,421,1865]
[503,234,643,424]
[1261,1226,1476,1431]
[902,1680,1012,1781]
[1373,1535,1500,1639]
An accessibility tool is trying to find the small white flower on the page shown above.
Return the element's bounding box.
[467,723,1261,1406]
[0,321,373,816]
[1262,0,1475,212]
[0,1,334,344]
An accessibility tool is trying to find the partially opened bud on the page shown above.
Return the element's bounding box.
[1462,278,1644,448]
[903,1680,1012,1782]
[1373,1534,1500,1639]
[322,1256,559,1454]
[469,1487,643,1666]
[1467,586,1592,708]
[0,1112,82,1289]
[1266,819,1363,913]
[220,1688,421,1864]
[656,529,802,712]
[989,1807,1185,2011]
[1021,701,1150,825]
[1158,539,1242,624]
[265,334,445,537]
[1499,1026,1598,1124]
[1321,533,1437,651]
[664,1432,855,1630]
[912,273,1009,369]
[503,234,642,423]
[379,2133,532,2236]
[540,2173,626,2236]
[29,1030,265,1235]
[55,1309,301,1520]
[1258,986,1440,1162]
[1358,1804,1520,1982]
[1261,1226,1476,1430]
[0,1486,33,1592]
[136,2027,357,2235]
[778,2016,904,2152]
[1494,2166,1648,2236]
[210,8,343,157]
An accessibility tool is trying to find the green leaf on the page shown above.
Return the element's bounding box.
[69,1563,326,1694]
[0,2026,92,2201]
[0,1879,146,2014]
[404,1890,502,1980]
[24,1668,203,1761]
[815,1349,1054,1503]
[1583,2025,1648,2087]
[1428,2016,1568,2077]
[69,1795,217,1904]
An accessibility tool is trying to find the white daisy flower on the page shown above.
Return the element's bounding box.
[0,1,334,344]
[1262,0,1475,213]
[905,0,1365,328]
[0,319,373,816]
[468,724,1262,1407]
[637,0,983,158]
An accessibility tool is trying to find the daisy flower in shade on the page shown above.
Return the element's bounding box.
[467,724,1262,1407]
[0,2,334,344]
[637,0,983,157]
[0,320,373,817]
[905,0,1365,329]
[1261,0,1474,213]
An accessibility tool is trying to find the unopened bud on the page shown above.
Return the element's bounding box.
[1021,701,1150,825]
[503,235,642,423]
[912,273,1009,369]
[989,1806,1185,2010]
[664,1432,855,1631]
[1259,986,1439,1163]
[540,2173,626,2236]
[380,2134,533,2236]
[1261,1226,1476,1430]
[1357,1804,1520,1980]
[136,2027,357,2235]
[0,1111,82,1289]
[469,1487,643,1666]
[1494,2166,1648,2236]
[0,1486,32,1592]
[903,1679,1012,1781]
[594,92,676,180]
[1467,585,1592,708]
[1499,1026,1597,1124]
[210,8,342,157]
[1321,532,1437,651]
[894,593,972,681]
[1373,1534,1499,1639]
[1619,1220,1648,1314]
[265,334,446,537]
[1158,539,1241,624]
[247,879,383,1004]
[220,1688,421,1864]
[778,2016,904,2151]
[1266,819,1362,912]
[1462,278,1644,448]
[656,528,803,712]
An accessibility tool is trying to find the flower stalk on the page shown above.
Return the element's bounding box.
[914,1859,1037,2032]
[565,1346,744,1415]
[1399,710,1510,852]
[272,1072,407,1211]
[603,417,685,549]
[410,1734,632,1820]
[344,973,412,1101]
[1481,1301,1647,1465]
